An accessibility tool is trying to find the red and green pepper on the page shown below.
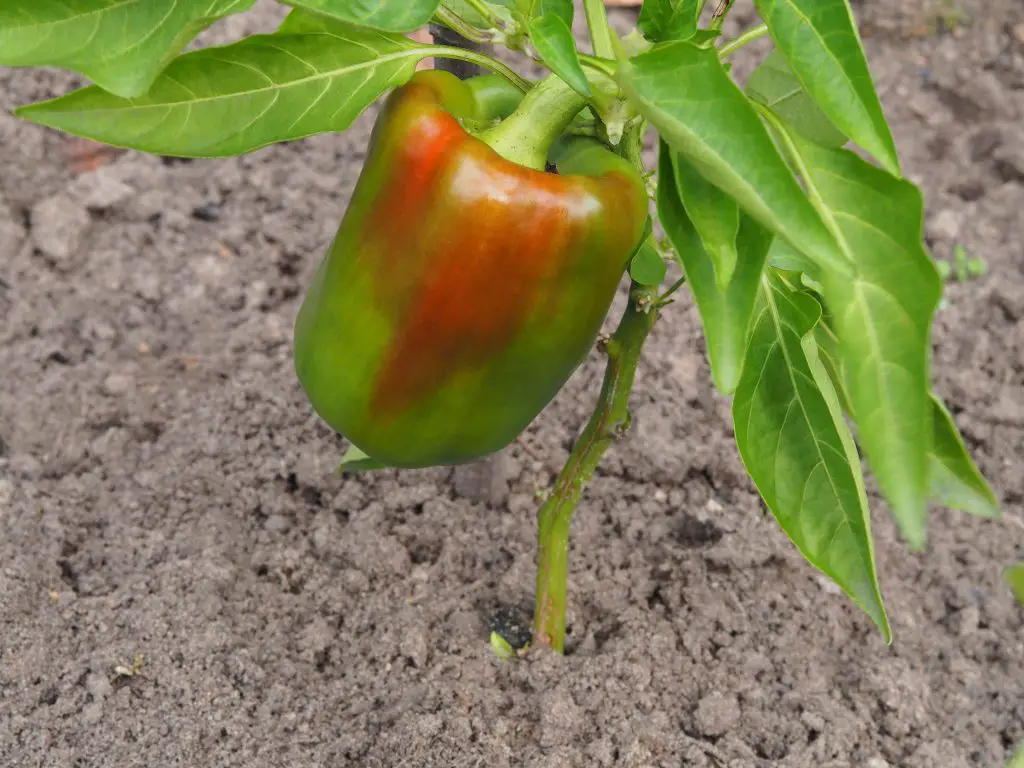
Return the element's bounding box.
[293,70,648,468]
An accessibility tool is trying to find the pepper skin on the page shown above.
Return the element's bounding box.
[293,70,649,468]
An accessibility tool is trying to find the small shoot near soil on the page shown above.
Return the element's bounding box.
[1,0,1004,655]
[1011,746,1024,768]
[935,0,968,33]
[336,444,387,474]
[1006,562,1024,606]
[488,631,521,661]
[487,607,532,660]
[1005,560,1024,768]
[936,243,988,283]
[113,653,145,680]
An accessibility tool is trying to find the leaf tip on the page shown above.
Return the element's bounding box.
[865,135,903,179]
[854,584,892,645]
[880,623,894,646]
[852,588,892,645]
[11,102,62,132]
[888,491,929,552]
[874,612,894,645]
[336,443,388,474]
[711,368,739,397]
[12,103,36,119]
[902,526,928,554]
[975,499,1002,520]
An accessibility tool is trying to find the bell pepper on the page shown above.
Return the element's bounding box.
[293,69,649,468]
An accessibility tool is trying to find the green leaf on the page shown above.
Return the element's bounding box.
[619,41,849,278]
[805,319,997,522]
[673,152,740,291]
[658,144,771,394]
[277,6,333,32]
[733,271,890,639]
[528,0,590,98]
[16,22,428,157]
[745,49,848,149]
[1006,564,1024,606]
[638,0,699,43]
[489,631,518,660]
[336,444,388,473]
[752,0,900,176]
[767,237,815,274]
[282,0,440,32]
[629,239,667,286]
[689,29,722,47]
[789,135,941,549]
[928,395,1000,519]
[0,0,256,99]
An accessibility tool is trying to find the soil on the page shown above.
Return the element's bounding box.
[1,1,1023,767]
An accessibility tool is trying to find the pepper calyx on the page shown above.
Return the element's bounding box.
[476,73,589,171]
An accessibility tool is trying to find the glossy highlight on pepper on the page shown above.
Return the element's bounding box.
[293,70,649,468]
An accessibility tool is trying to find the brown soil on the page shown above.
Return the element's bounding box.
[1,1,1022,766]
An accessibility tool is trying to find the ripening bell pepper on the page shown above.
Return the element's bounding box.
[293,69,649,468]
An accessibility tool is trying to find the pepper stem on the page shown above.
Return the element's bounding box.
[477,74,588,170]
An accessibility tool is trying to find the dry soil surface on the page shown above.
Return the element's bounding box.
[1,1,1023,767]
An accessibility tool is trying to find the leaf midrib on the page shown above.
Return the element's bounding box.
[30,40,421,115]
[630,59,792,248]
[761,275,858,566]
[0,0,137,31]
[766,0,893,167]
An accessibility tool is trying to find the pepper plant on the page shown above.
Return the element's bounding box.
[1,0,1002,654]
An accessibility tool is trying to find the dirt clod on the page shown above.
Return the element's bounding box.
[694,691,742,737]
[30,194,90,265]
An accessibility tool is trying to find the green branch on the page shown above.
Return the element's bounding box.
[718,23,769,58]
[432,7,498,45]
[432,45,532,91]
[582,0,616,59]
[453,0,506,30]
[708,0,735,31]
[532,283,660,653]
[578,52,616,77]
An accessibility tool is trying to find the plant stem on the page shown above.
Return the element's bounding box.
[621,116,648,172]
[433,7,496,45]
[457,0,506,29]
[532,283,660,653]
[656,275,687,305]
[709,0,735,31]
[432,46,532,91]
[578,52,616,77]
[582,0,615,59]
[718,23,769,58]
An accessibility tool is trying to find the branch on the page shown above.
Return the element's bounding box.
[582,0,616,59]
[718,23,769,58]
